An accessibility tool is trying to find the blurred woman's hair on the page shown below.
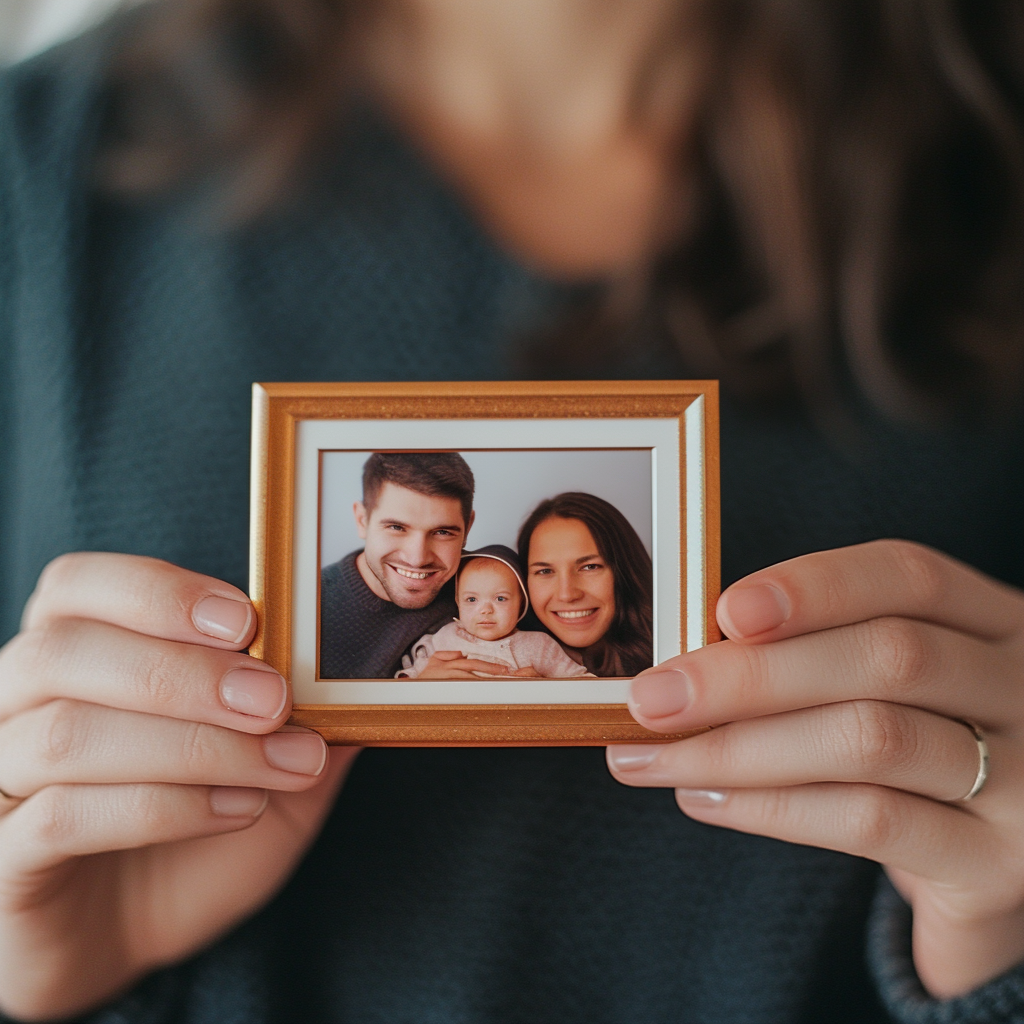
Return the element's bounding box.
[97,0,1024,423]
[517,492,653,678]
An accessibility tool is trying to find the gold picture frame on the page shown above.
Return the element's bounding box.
[249,381,720,745]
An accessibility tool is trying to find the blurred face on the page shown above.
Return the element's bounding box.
[355,482,472,608]
[527,517,616,649]
[456,558,522,641]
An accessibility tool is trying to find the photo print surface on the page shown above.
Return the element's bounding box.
[317,449,654,683]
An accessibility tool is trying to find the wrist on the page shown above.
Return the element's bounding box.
[912,902,1024,999]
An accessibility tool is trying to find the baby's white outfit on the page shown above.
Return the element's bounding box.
[398,621,594,678]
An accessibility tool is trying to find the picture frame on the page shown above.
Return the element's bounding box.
[249,381,720,745]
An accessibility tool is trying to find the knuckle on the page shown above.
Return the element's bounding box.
[126,785,172,834]
[845,788,902,853]
[702,643,768,710]
[179,722,221,771]
[866,617,933,697]
[701,722,741,775]
[732,785,793,829]
[812,561,854,622]
[843,702,918,776]
[22,785,81,850]
[127,645,187,709]
[34,699,86,770]
[2,618,74,688]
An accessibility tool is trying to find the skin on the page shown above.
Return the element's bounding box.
[456,559,522,641]
[354,482,472,609]
[0,1,1022,1017]
[526,517,616,652]
[0,555,358,1020]
[607,541,1024,999]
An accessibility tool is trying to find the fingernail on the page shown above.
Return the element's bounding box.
[720,584,790,638]
[630,669,692,719]
[263,730,327,776]
[193,595,254,644]
[676,788,728,807]
[210,787,269,817]
[220,668,287,719]
[607,745,660,771]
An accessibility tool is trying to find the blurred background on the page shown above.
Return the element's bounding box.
[0,0,126,64]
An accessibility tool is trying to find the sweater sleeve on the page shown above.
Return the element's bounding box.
[395,631,438,678]
[868,878,1024,1024]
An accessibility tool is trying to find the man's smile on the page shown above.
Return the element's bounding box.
[389,564,439,581]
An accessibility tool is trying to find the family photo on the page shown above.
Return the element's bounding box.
[318,450,654,681]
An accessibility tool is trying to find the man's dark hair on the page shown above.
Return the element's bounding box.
[362,453,475,526]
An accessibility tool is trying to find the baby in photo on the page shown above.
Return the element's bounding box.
[399,545,593,678]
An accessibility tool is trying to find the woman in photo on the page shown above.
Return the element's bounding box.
[517,492,653,678]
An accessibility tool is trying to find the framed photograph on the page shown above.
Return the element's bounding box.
[250,381,720,745]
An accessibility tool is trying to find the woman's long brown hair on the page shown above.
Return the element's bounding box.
[517,493,653,678]
[98,0,1024,421]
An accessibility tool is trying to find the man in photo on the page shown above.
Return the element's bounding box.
[320,452,475,678]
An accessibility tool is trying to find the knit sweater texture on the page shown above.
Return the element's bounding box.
[1,20,1023,1024]
[319,552,457,678]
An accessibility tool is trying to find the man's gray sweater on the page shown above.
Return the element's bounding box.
[319,551,456,678]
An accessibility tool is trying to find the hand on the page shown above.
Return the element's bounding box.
[0,553,359,1021]
[416,650,510,678]
[606,540,1024,999]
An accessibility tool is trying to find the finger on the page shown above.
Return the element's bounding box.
[0,783,268,876]
[608,701,986,803]
[717,540,1024,644]
[0,702,328,798]
[670,782,994,886]
[0,619,288,731]
[22,553,256,650]
[629,616,1012,731]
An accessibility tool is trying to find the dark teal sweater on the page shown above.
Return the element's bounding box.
[2,22,1023,1024]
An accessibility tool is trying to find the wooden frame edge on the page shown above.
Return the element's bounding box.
[249,380,720,745]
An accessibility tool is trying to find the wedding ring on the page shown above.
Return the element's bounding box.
[956,721,990,803]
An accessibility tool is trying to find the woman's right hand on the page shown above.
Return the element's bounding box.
[0,553,358,1022]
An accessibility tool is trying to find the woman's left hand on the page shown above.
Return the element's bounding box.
[607,540,1024,1000]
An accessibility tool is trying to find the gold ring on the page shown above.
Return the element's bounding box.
[957,721,990,803]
